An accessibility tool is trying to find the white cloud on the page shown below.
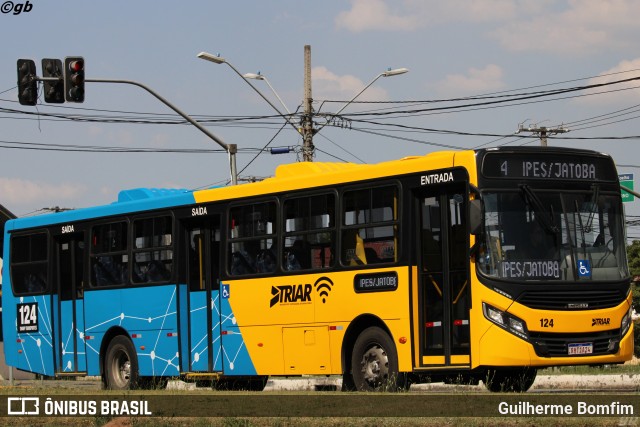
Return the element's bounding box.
[0,178,85,209]
[312,66,389,106]
[436,64,506,96]
[335,0,517,32]
[335,0,420,32]
[335,0,640,56]
[490,0,640,55]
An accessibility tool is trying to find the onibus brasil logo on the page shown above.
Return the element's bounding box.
[270,277,334,307]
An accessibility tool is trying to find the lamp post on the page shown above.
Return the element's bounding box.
[199,48,407,162]
[315,67,408,134]
[243,72,299,132]
[243,72,291,115]
[197,52,297,134]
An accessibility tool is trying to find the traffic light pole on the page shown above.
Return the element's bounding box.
[85,78,238,185]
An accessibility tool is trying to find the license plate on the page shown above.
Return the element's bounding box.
[568,343,593,355]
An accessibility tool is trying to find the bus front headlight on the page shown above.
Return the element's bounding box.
[483,302,529,340]
[621,306,633,337]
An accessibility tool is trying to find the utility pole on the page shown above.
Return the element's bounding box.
[516,123,569,146]
[302,45,315,161]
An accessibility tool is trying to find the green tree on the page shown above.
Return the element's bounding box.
[626,240,640,357]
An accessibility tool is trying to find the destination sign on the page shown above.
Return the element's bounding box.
[481,153,617,181]
[354,272,398,293]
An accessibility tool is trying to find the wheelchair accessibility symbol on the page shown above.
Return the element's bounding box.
[578,259,591,278]
[221,284,230,299]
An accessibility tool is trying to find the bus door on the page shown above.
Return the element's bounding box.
[415,182,471,367]
[55,232,87,373]
[184,214,222,372]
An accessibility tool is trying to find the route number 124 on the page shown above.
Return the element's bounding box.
[540,318,554,328]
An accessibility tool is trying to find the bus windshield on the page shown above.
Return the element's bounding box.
[477,187,628,282]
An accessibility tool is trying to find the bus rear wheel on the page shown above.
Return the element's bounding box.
[484,368,537,392]
[104,335,139,390]
[350,327,405,392]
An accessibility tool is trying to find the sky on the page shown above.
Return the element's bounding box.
[2,1,640,237]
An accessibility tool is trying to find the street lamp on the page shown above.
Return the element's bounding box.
[197,51,296,132]
[198,49,407,162]
[243,72,292,115]
[316,67,408,133]
[333,67,408,117]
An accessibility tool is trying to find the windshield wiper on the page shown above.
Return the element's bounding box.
[583,184,600,233]
[520,185,559,233]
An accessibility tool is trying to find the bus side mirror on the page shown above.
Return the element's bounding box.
[469,199,482,235]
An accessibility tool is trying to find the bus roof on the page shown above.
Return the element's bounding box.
[4,188,197,232]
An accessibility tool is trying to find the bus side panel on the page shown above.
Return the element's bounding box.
[59,299,86,372]
[220,284,258,376]
[84,285,180,377]
[178,284,190,373]
[188,290,208,371]
[188,289,224,372]
[3,294,55,376]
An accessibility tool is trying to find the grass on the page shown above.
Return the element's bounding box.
[539,356,640,375]
[0,415,634,427]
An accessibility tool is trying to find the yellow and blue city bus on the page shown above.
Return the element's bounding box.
[1,146,633,392]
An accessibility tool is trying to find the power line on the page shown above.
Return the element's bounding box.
[0,138,292,154]
[319,67,640,113]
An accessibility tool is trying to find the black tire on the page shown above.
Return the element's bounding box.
[484,368,537,392]
[341,372,357,391]
[350,327,404,392]
[104,335,139,390]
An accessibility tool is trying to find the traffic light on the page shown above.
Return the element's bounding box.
[64,56,84,102]
[17,59,37,106]
[41,58,64,103]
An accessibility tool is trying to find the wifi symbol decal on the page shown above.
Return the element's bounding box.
[314,276,334,304]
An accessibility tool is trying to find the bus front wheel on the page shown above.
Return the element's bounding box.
[350,327,405,392]
[104,335,139,390]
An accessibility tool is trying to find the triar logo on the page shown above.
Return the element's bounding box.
[591,318,610,327]
[270,284,312,307]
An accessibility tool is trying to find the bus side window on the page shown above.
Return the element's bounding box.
[11,233,49,295]
[228,202,277,276]
[283,193,336,272]
[90,222,128,287]
[342,185,399,267]
[132,216,173,284]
